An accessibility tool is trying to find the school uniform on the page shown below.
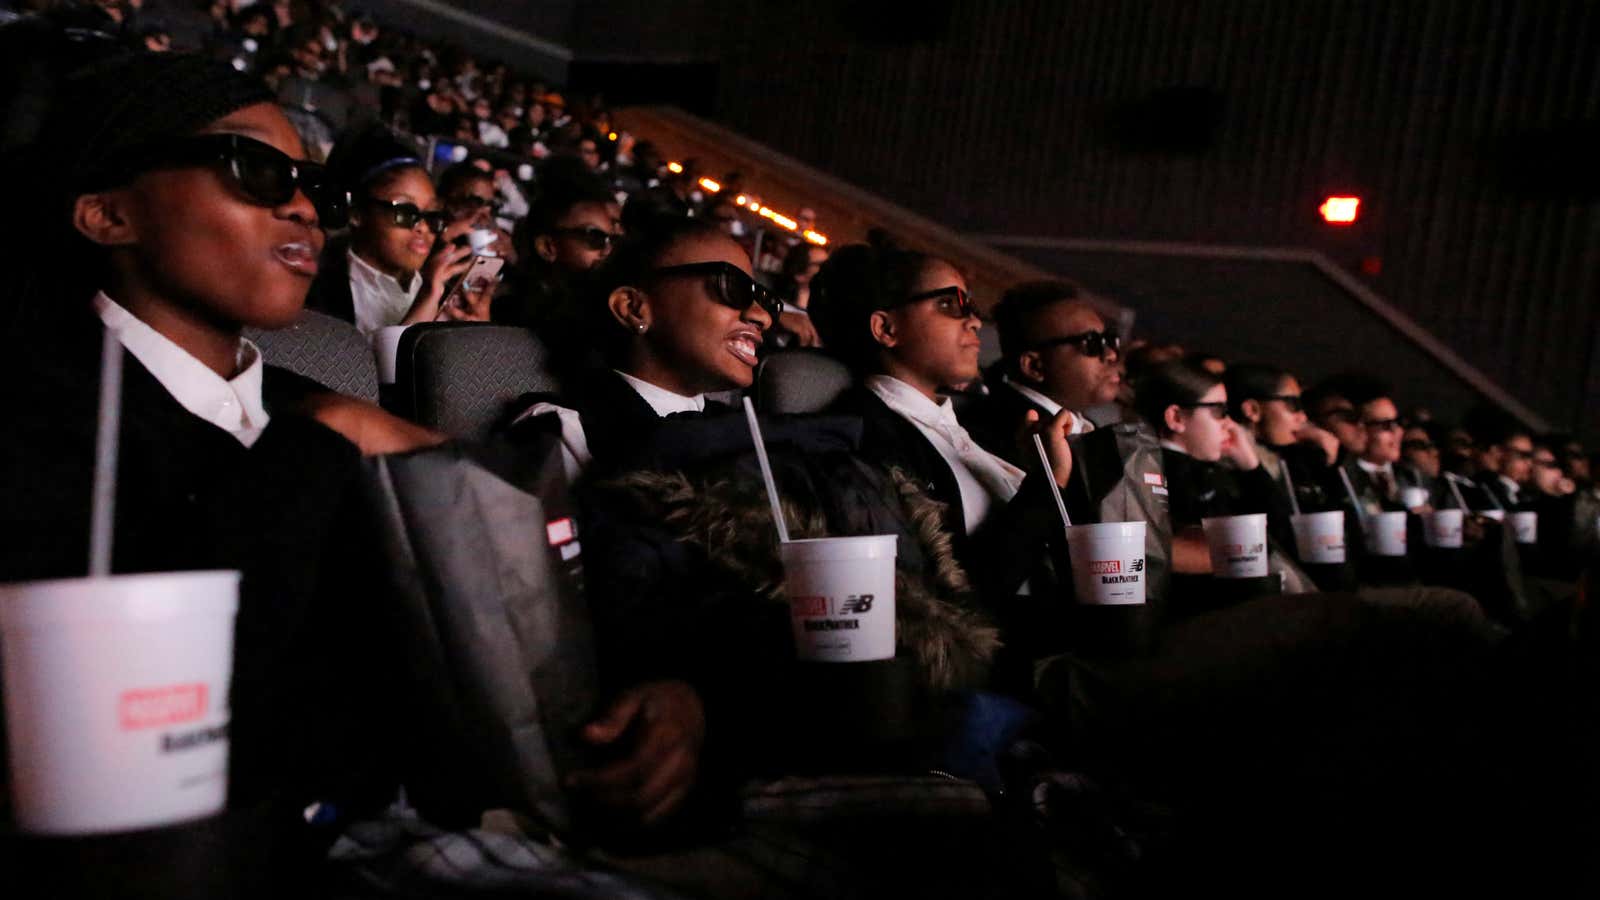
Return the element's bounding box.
[961,375,1094,468]
[828,377,1063,604]
[0,297,394,894]
[304,240,424,334]
[1159,445,1286,530]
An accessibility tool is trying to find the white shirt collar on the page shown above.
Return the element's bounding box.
[93,292,269,447]
[615,369,706,417]
[866,374,958,429]
[867,375,1024,535]
[1159,439,1190,455]
[999,374,1062,417]
[347,248,422,335]
[1356,458,1394,477]
[1498,475,1520,498]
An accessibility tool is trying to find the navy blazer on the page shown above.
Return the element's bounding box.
[827,385,1063,603]
[960,379,1054,468]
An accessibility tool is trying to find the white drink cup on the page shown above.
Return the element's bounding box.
[781,536,896,662]
[1065,522,1148,605]
[1423,509,1465,549]
[1400,486,1431,511]
[1481,509,1506,523]
[372,325,410,385]
[0,571,239,835]
[1201,513,1269,578]
[1511,511,1538,545]
[1290,510,1346,564]
[1362,510,1408,556]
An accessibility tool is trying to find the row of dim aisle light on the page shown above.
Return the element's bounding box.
[664,161,830,246]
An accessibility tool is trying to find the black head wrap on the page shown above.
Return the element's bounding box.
[45,52,275,192]
[6,49,273,332]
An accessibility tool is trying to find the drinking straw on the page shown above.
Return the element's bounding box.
[90,329,123,576]
[1279,459,1303,516]
[742,396,790,543]
[1337,467,1367,527]
[1033,432,1073,533]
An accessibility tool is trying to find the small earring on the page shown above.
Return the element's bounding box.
[636,323,646,333]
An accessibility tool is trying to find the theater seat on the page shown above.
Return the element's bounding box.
[755,349,854,414]
[394,323,560,442]
[244,308,379,403]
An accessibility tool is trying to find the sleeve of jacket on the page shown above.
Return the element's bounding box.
[965,471,1067,601]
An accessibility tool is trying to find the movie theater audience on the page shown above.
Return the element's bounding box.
[505,217,773,478]
[1,49,439,896]
[1224,363,1341,512]
[1,7,1594,899]
[305,127,491,332]
[964,279,1118,466]
[808,241,1075,602]
[1338,381,1420,515]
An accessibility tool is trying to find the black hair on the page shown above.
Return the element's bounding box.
[992,279,1084,369]
[808,236,935,374]
[524,171,615,237]
[436,160,493,198]
[325,123,426,197]
[1339,374,1394,409]
[1224,363,1291,422]
[1462,404,1533,447]
[619,186,686,234]
[1133,360,1222,436]
[1121,340,1185,382]
[779,239,823,280]
[1303,373,1368,418]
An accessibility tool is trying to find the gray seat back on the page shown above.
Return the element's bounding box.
[755,350,855,414]
[245,308,379,403]
[395,323,560,442]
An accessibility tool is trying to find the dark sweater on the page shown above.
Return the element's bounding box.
[1161,448,1287,529]
[0,318,394,895]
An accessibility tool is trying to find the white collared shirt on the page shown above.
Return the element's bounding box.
[1498,475,1520,506]
[1356,458,1396,480]
[615,370,706,417]
[93,292,269,447]
[347,248,422,335]
[511,371,705,482]
[868,375,1028,535]
[999,375,1093,434]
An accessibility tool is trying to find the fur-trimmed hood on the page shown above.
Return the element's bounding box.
[598,459,1001,694]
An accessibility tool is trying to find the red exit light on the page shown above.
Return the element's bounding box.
[1319,196,1361,224]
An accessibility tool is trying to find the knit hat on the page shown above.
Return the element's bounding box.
[42,51,275,192]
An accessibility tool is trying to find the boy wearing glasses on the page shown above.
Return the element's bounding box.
[1474,427,1535,510]
[498,174,621,373]
[964,280,1121,466]
[1338,388,1418,515]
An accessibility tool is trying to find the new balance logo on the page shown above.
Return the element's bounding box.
[839,594,874,614]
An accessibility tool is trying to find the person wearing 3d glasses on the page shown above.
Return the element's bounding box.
[808,238,1077,604]
[961,279,1123,468]
[304,125,493,333]
[1,49,439,896]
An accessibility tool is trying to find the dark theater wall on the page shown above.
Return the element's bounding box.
[687,1,1600,437]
